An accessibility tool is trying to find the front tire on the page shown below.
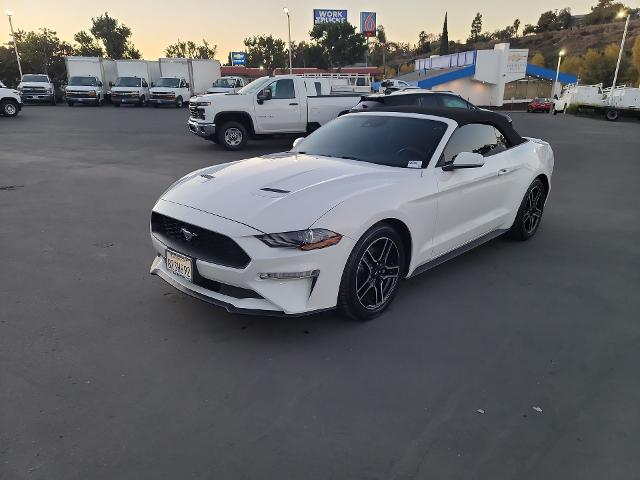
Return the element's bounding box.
[1,99,19,117]
[337,224,406,320]
[507,178,547,241]
[175,96,184,108]
[217,121,248,150]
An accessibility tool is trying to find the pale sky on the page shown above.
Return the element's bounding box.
[2,0,635,60]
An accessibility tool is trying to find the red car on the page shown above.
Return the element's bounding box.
[527,98,552,113]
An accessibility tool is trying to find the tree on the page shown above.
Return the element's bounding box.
[74,31,103,57]
[0,29,74,86]
[560,55,583,76]
[165,39,217,59]
[531,52,546,66]
[513,19,521,38]
[309,22,367,70]
[291,41,328,69]
[416,31,433,55]
[469,13,483,43]
[73,13,140,59]
[522,24,536,35]
[632,36,640,84]
[243,35,287,71]
[440,13,449,55]
[581,45,619,85]
[585,0,629,25]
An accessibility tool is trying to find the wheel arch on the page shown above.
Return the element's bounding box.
[214,111,255,135]
[370,218,413,277]
[535,173,550,194]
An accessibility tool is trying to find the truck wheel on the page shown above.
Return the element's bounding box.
[67,101,74,107]
[113,102,121,107]
[153,103,159,108]
[605,109,619,121]
[1,99,19,117]
[138,95,146,107]
[175,96,184,108]
[218,121,248,150]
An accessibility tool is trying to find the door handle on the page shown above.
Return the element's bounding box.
[289,102,299,106]
[498,168,511,176]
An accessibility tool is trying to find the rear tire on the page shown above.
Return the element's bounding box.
[605,109,619,121]
[507,178,547,241]
[1,99,19,117]
[337,224,406,321]
[217,121,248,151]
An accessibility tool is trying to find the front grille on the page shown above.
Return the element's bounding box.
[151,212,251,269]
[23,86,47,93]
[66,91,94,98]
[189,103,205,119]
[151,92,175,99]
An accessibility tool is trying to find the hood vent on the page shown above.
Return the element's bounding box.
[260,187,290,194]
[200,174,215,180]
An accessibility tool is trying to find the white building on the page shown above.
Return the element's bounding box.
[383,43,577,107]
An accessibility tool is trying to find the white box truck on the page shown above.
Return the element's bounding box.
[65,56,117,106]
[149,58,220,108]
[111,60,161,107]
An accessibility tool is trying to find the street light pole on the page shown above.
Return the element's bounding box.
[552,49,565,103]
[283,7,292,74]
[611,10,630,93]
[6,11,23,79]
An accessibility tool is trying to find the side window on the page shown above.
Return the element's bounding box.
[439,95,471,109]
[440,124,504,165]
[142,79,148,88]
[266,79,296,99]
[419,95,440,108]
[386,95,421,107]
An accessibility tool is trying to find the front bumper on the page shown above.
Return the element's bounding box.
[149,200,354,315]
[66,96,98,102]
[21,93,54,102]
[188,119,216,139]
[112,96,141,104]
[148,98,177,105]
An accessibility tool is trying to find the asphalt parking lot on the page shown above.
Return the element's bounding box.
[1,105,639,479]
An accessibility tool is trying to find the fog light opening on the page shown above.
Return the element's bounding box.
[259,270,319,280]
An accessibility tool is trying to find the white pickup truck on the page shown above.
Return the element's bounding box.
[207,76,246,94]
[17,74,56,104]
[188,75,361,150]
[0,81,22,117]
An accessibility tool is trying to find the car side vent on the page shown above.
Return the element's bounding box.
[260,187,290,194]
[200,174,215,179]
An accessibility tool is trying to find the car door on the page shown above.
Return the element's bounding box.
[254,78,304,133]
[432,123,511,257]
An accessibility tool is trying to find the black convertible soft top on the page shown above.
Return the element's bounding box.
[353,105,526,147]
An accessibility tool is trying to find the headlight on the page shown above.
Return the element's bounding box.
[17,86,23,91]
[257,229,342,250]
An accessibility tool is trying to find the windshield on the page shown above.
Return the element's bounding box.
[293,114,448,168]
[0,81,5,88]
[212,78,235,88]
[115,77,142,87]
[69,76,97,87]
[22,74,49,83]
[237,77,270,95]
[156,78,181,88]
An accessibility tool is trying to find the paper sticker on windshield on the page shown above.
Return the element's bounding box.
[407,160,422,169]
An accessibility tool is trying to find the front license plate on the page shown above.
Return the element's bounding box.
[166,249,193,281]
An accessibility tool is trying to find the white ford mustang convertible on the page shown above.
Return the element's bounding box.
[150,107,554,319]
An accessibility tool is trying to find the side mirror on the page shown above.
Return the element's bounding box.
[185,82,190,88]
[292,137,304,149]
[109,81,113,87]
[257,88,272,104]
[151,82,155,87]
[97,81,103,87]
[442,151,485,171]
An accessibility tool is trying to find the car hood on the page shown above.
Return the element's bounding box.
[206,87,234,93]
[150,87,182,93]
[19,82,52,88]
[160,153,409,233]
